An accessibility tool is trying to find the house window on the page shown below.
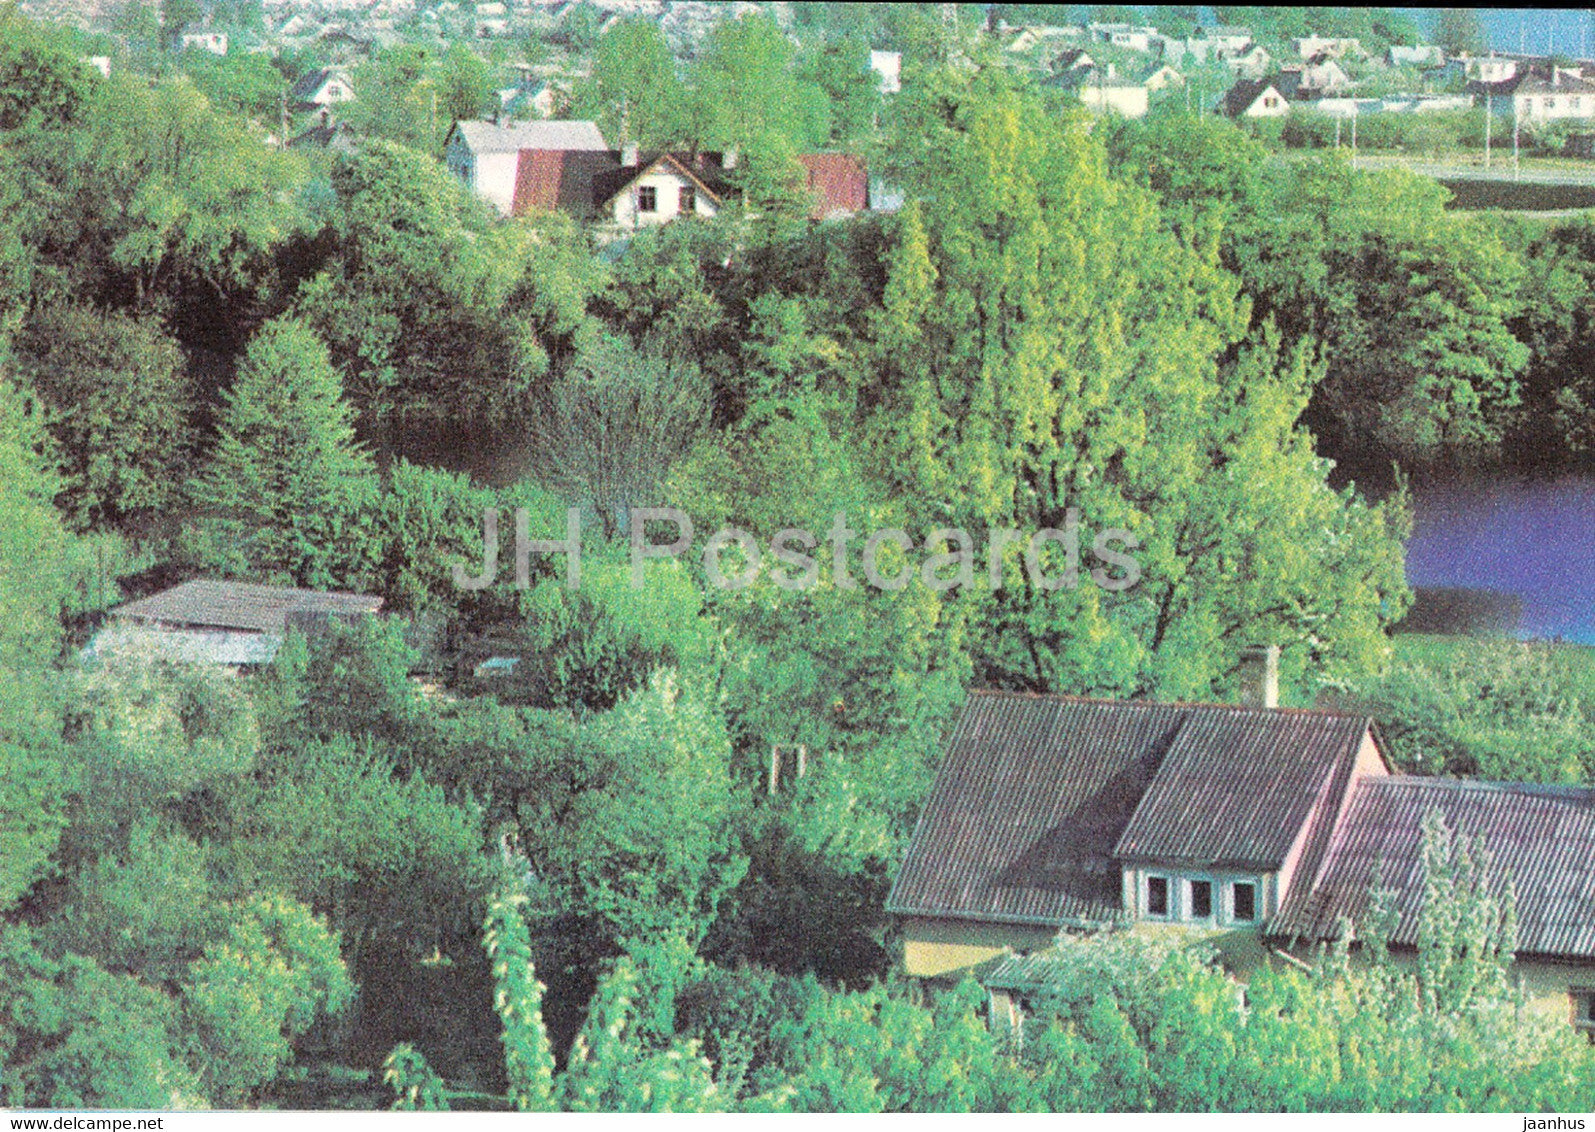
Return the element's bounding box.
[1146,875,1170,917]
[1188,879,1213,919]
[1231,881,1257,923]
[637,185,657,212]
[679,186,696,214]
[1263,96,1279,109]
[1547,98,1558,111]
[1574,989,1595,1037]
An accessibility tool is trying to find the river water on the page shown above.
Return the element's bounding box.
[1407,477,1595,643]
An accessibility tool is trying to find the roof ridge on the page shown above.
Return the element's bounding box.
[1372,775,1595,799]
[965,688,1371,721]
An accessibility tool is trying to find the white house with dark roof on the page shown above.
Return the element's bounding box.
[889,647,1595,1032]
[289,67,355,113]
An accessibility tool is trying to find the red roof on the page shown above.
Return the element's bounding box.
[798,153,868,220]
[511,148,621,217]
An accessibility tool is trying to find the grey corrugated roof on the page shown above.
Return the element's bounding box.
[888,693,1377,928]
[449,119,607,154]
[112,579,382,634]
[1269,776,1595,961]
[888,693,1181,925]
[1114,710,1372,868]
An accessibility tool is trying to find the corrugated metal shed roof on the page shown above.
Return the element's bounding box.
[1269,776,1595,961]
[888,692,1376,928]
[112,579,383,634]
[1114,710,1371,868]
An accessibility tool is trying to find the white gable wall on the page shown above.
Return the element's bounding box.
[609,167,719,228]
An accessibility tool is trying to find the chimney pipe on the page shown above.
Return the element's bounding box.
[1238,645,1279,709]
[621,141,640,166]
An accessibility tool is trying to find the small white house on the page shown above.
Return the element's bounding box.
[445,119,609,216]
[289,68,355,112]
[1467,55,1520,84]
[598,152,723,229]
[1075,79,1150,118]
[1223,78,1289,119]
[1292,36,1362,60]
[178,30,229,55]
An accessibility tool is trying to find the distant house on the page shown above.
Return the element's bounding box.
[1052,48,1095,76]
[445,119,610,216]
[80,54,110,78]
[498,78,560,120]
[1467,54,1518,84]
[174,28,228,54]
[1087,22,1157,53]
[1292,35,1363,60]
[1277,54,1351,100]
[1223,43,1273,79]
[289,68,354,114]
[83,579,383,670]
[1222,77,1289,118]
[1141,64,1184,93]
[869,49,902,95]
[1387,44,1444,68]
[288,120,359,153]
[1197,24,1253,54]
[889,654,1595,1035]
[1490,69,1595,123]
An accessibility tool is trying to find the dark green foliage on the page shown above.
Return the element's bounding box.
[15,303,192,529]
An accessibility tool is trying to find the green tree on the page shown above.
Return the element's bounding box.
[15,303,192,530]
[575,19,690,149]
[1432,9,1485,57]
[186,315,377,587]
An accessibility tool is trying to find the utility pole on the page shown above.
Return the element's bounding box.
[1513,96,1520,180]
[1485,94,1492,167]
[1350,108,1356,168]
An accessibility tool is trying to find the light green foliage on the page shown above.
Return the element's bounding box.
[47,823,220,986]
[383,1043,449,1110]
[66,650,259,851]
[517,536,718,712]
[186,315,377,588]
[182,894,353,1104]
[182,49,289,122]
[1347,636,1595,783]
[561,955,724,1112]
[575,19,690,148]
[371,459,499,613]
[873,70,1407,697]
[0,8,93,130]
[482,895,557,1111]
[15,303,192,529]
[525,673,748,952]
[1410,808,1517,1016]
[692,13,833,152]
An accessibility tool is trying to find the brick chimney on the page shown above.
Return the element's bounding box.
[1238,645,1279,709]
